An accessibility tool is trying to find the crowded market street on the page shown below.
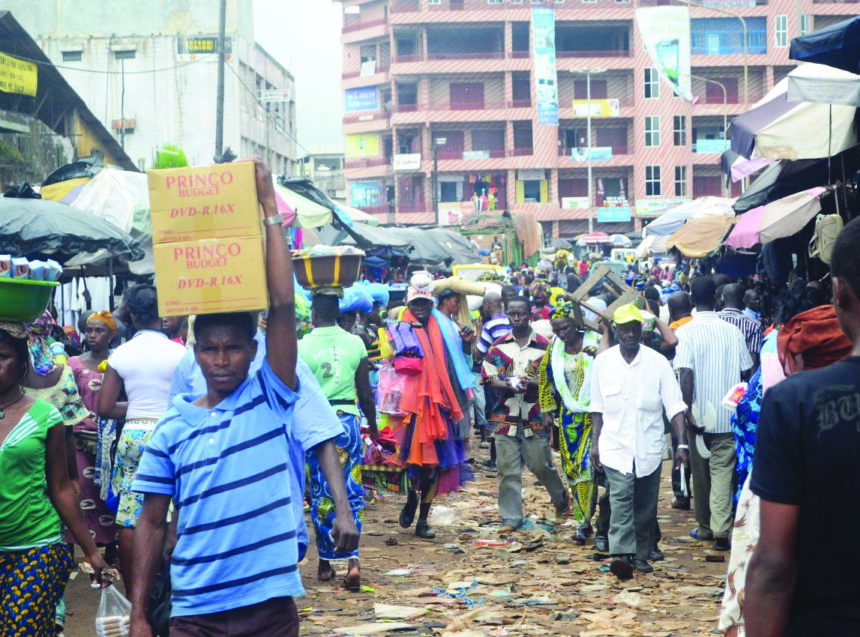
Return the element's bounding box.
[62,460,728,637]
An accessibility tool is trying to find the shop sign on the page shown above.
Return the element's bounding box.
[177,36,232,54]
[517,169,546,181]
[0,52,37,97]
[345,87,378,112]
[572,147,613,162]
[463,150,490,160]
[393,153,421,171]
[561,196,590,209]
[597,207,632,222]
[572,99,620,118]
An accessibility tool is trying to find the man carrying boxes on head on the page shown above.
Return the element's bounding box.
[129,160,358,637]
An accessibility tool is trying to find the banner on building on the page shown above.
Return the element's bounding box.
[635,7,693,102]
[0,52,37,97]
[532,7,559,126]
[345,87,378,112]
[635,198,690,216]
[572,147,613,162]
[572,99,620,118]
[597,207,632,223]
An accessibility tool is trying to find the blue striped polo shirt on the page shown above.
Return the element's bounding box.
[133,357,343,617]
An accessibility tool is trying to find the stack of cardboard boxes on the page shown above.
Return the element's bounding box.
[148,162,269,317]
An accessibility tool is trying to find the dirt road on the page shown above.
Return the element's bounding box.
[63,456,728,636]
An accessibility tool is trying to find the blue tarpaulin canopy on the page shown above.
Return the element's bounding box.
[790,16,860,74]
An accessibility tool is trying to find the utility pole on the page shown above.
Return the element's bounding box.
[214,0,227,162]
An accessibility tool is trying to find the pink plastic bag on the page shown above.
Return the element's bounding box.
[377,361,407,416]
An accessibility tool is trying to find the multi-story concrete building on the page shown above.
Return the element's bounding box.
[7,0,297,174]
[297,146,347,201]
[337,0,858,236]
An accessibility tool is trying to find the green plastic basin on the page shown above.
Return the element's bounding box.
[0,278,59,323]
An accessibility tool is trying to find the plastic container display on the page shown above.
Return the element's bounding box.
[0,279,59,323]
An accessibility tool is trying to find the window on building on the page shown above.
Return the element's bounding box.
[645,115,660,147]
[674,166,687,197]
[513,121,533,152]
[644,67,659,99]
[574,80,608,100]
[706,77,739,104]
[114,49,136,60]
[472,129,505,153]
[512,22,529,51]
[673,115,686,146]
[692,17,767,55]
[62,50,82,62]
[775,15,788,48]
[801,15,811,36]
[523,180,542,201]
[488,0,503,4]
[646,165,661,196]
[512,72,531,105]
[596,127,627,152]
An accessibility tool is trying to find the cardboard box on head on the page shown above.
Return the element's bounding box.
[148,162,261,244]
[148,161,269,316]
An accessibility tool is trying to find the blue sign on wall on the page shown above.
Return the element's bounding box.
[597,207,632,223]
[345,87,379,112]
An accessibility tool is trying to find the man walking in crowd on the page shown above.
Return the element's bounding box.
[676,277,753,552]
[720,283,764,368]
[475,291,512,468]
[667,291,694,332]
[129,160,358,637]
[299,292,379,590]
[483,296,569,533]
[590,304,689,579]
[744,218,860,637]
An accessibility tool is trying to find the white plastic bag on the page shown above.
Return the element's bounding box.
[95,586,131,637]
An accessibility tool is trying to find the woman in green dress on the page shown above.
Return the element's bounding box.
[539,300,597,544]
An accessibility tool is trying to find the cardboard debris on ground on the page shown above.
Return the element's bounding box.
[298,453,730,637]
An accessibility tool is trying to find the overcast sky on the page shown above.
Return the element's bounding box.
[253,0,344,152]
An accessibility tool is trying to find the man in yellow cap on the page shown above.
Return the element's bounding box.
[590,304,689,580]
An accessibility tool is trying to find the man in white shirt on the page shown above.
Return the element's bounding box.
[591,304,689,580]
[675,277,753,552]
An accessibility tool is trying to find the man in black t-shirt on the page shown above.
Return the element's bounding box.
[745,217,860,637]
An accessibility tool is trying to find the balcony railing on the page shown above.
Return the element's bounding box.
[508,98,532,108]
[390,0,420,11]
[436,149,506,160]
[344,157,392,169]
[343,109,389,123]
[388,0,421,13]
[512,147,533,156]
[426,51,505,61]
[557,49,632,58]
[397,201,427,212]
[342,18,387,34]
[392,100,507,112]
[393,53,423,63]
[558,145,629,156]
[510,50,530,59]
[342,65,390,80]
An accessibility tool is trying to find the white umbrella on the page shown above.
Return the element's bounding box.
[643,197,736,236]
[788,62,860,107]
